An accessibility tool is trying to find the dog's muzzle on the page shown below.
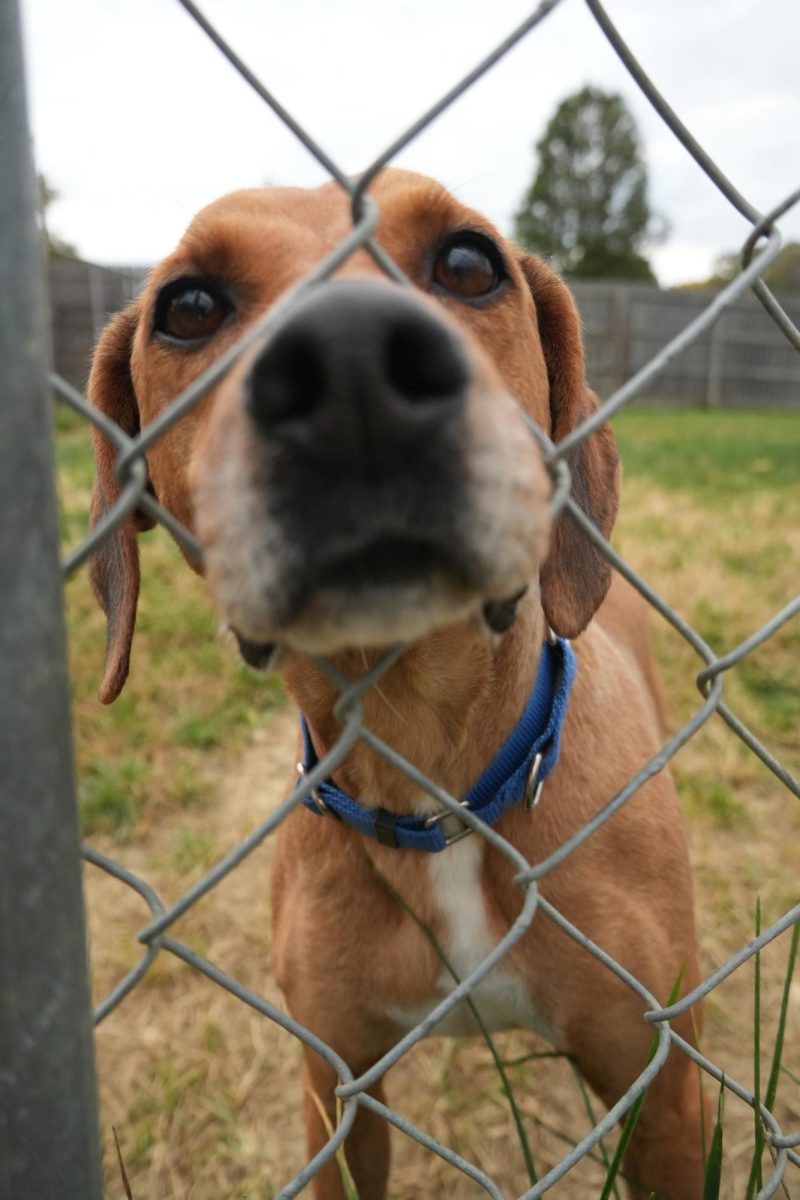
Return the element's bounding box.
[246,281,478,620]
[196,277,549,655]
[246,278,471,466]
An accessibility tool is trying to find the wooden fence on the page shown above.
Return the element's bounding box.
[48,256,145,391]
[47,255,800,408]
[572,279,800,409]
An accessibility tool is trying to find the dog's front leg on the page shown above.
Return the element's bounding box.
[565,973,709,1199]
[303,1046,390,1200]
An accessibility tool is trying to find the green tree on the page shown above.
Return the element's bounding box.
[682,243,800,294]
[37,173,77,258]
[514,86,661,281]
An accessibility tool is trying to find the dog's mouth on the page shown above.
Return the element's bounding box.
[313,535,461,592]
[233,629,280,670]
[230,533,530,671]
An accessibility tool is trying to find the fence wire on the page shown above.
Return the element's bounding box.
[28,0,800,1195]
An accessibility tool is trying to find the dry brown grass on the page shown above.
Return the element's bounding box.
[65,410,799,1199]
[85,705,799,1200]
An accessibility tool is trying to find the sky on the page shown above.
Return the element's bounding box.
[19,0,800,288]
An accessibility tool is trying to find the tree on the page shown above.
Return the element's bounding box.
[514,86,661,282]
[681,243,800,294]
[37,173,77,258]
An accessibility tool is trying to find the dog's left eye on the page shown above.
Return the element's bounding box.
[154,280,231,343]
[432,235,507,300]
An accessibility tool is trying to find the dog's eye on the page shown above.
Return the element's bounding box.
[433,236,506,300]
[154,280,231,343]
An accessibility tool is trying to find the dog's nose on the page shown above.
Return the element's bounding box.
[246,279,470,466]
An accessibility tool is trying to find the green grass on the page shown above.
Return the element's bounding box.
[613,409,800,501]
[673,768,749,830]
[56,420,286,838]
[79,759,150,834]
[737,662,800,735]
[613,409,800,763]
[172,828,218,874]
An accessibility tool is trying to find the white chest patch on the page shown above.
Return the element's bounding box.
[386,837,554,1042]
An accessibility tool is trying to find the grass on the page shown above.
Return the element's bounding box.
[614,410,800,775]
[55,406,799,1198]
[614,410,800,500]
[57,407,286,839]
[79,759,151,834]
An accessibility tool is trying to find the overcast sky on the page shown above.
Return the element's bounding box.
[20,0,800,287]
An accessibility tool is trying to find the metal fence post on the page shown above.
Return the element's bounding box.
[705,313,727,408]
[612,285,631,391]
[88,260,104,340]
[0,2,104,1197]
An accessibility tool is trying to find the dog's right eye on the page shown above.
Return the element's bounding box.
[153,280,231,343]
[432,233,507,302]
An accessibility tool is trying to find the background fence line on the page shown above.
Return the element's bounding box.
[46,254,800,409]
[6,0,799,1195]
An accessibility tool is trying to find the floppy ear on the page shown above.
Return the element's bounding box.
[518,255,620,638]
[88,303,155,703]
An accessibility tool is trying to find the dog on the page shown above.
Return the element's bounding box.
[88,169,707,1199]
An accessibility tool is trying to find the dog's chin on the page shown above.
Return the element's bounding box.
[288,578,482,655]
[229,576,531,669]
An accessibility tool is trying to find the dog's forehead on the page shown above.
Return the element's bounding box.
[371,170,508,260]
[136,169,549,428]
[166,170,507,279]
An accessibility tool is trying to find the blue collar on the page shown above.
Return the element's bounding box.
[298,636,576,853]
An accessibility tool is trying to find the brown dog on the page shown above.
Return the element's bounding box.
[88,170,705,1198]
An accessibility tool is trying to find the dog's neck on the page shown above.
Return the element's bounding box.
[282,597,547,815]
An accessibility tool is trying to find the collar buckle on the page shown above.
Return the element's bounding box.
[423,800,474,847]
[297,635,575,852]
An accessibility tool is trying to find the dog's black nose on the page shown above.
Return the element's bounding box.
[246,279,469,467]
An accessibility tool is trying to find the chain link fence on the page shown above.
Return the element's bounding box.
[5,0,800,1196]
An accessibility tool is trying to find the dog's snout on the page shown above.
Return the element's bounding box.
[383,311,469,402]
[246,280,469,462]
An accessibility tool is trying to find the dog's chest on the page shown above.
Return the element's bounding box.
[385,838,553,1041]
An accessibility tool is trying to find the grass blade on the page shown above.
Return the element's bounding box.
[598,1090,647,1200]
[308,1087,361,1200]
[112,1125,134,1200]
[371,866,538,1185]
[568,1058,620,1199]
[702,1080,725,1200]
[598,967,685,1200]
[744,898,763,1200]
[764,919,799,1111]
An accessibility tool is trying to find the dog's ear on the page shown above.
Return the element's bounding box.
[88,303,155,703]
[518,254,620,638]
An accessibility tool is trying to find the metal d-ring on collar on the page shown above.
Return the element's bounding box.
[425,748,544,838]
[296,631,577,853]
[296,761,333,816]
[521,623,557,813]
[523,751,546,812]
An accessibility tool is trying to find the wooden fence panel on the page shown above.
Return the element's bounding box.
[46,257,800,408]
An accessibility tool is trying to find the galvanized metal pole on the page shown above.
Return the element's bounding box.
[0,2,103,1197]
[705,313,727,409]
